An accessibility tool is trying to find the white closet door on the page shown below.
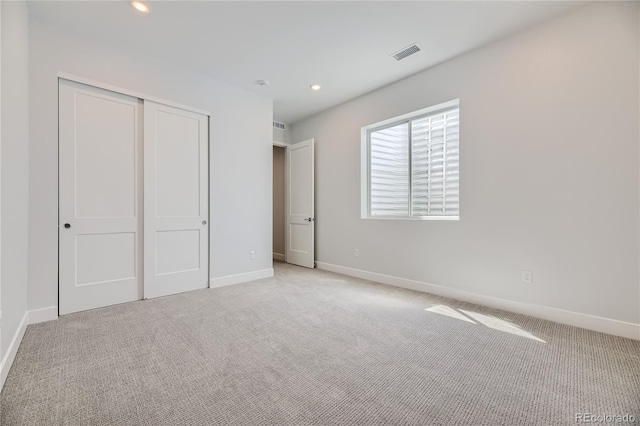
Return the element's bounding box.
[59,80,143,315]
[144,101,209,298]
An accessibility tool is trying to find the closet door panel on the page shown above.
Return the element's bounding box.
[144,101,209,299]
[59,80,143,315]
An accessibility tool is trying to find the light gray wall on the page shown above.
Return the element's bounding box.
[273,146,285,256]
[1,1,29,362]
[0,0,3,361]
[273,127,286,144]
[289,2,640,325]
[28,18,273,313]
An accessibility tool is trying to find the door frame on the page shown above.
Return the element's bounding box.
[58,73,210,116]
[57,74,211,315]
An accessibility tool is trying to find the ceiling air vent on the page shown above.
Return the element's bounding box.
[391,43,421,61]
[273,121,286,130]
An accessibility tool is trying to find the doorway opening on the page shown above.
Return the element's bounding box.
[273,145,286,262]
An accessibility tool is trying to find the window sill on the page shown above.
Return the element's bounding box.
[361,215,460,221]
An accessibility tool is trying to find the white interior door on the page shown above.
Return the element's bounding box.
[286,138,315,268]
[59,80,143,315]
[144,101,209,298]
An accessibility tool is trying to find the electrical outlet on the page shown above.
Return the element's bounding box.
[354,249,360,257]
[521,270,532,284]
[250,251,256,260]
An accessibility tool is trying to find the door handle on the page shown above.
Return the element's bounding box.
[202,220,207,225]
[305,218,313,222]
[64,223,71,229]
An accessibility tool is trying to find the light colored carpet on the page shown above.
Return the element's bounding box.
[1,262,639,425]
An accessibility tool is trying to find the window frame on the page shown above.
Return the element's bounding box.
[361,99,460,221]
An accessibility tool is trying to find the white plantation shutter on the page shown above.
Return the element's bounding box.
[411,108,459,216]
[370,123,409,216]
[365,100,459,219]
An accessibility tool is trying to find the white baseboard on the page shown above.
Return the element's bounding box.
[316,262,640,341]
[273,253,285,262]
[28,306,58,325]
[210,268,274,289]
[0,311,29,391]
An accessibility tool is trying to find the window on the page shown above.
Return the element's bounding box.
[361,100,459,219]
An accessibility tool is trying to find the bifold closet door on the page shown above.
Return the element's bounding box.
[59,80,143,315]
[143,101,209,299]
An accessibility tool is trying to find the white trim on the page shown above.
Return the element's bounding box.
[316,262,640,341]
[360,125,368,218]
[362,99,460,131]
[209,268,274,289]
[28,306,58,325]
[361,216,459,221]
[273,141,288,148]
[0,311,28,391]
[273,253,285,262]
[57,72,210,116]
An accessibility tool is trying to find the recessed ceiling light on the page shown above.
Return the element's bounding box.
[131,1,151,14]
[310,84,321,91]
